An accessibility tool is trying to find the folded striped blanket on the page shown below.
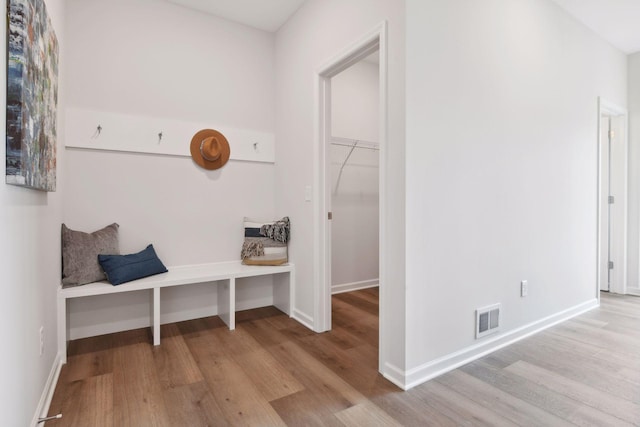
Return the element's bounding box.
[241,217,290,265]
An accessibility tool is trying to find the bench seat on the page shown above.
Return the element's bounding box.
[58,261,294,363]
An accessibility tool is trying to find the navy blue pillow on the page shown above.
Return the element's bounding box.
[98,244,168,285]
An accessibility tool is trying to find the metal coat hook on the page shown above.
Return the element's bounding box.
[253,142,258,150]
[158,131,163,143]
[92,124,102,139]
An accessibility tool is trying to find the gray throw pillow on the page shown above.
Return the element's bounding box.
[62,223,120,287]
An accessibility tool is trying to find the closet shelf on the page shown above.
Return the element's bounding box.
[330,136,379,151]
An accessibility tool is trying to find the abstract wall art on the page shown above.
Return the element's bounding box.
[6,0,59,191]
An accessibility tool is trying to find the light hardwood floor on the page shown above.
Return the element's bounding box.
[47,290,640,426]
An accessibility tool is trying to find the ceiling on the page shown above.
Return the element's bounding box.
[166,1,640,54]
[166,0,306,32]
[550,0,640,54]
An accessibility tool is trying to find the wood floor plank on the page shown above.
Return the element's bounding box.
[264,340,367,407]
[435,369,575,426]
[152,323,203,390]
[461,359,636,427]
[58,349,113,384]
[175,315,227,338]
[66,327,150,357]
[333,291,379,316]
[619,367,640,385]
[161,381,229,427]
[233,346,305,402]
[186,333,287,426]
[241,317,292,348]
[112,343,171,427]
[331,298,378,347]
[47,374,113,427]
[505,360,640,425]
[550,317,640,354]
[295,332,379,394]
[500,331,640,404]
[269,390,349,427]
[209,326,305,401]
[411,379,518,426]
[369,388,459,427]
[354,286,380,304]
[334,401,401,427]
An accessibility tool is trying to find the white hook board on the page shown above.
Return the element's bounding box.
[65,107,275,163]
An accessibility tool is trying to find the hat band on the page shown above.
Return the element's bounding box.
[200,139,221,161]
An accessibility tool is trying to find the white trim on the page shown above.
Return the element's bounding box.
[627,286,640,296]
[314,20,389,368]
[377,22,389,374]
[292,308,315,330]
[31,354,63,427]
[331,279,379,294]
[597,97,629,296]
[382,362,407,390]
[392,299,599,390]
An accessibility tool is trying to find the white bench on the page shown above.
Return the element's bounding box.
[57,261,295,363]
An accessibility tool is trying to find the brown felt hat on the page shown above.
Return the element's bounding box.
[190,129,231,170]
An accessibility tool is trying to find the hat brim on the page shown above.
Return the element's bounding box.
[190,129,231,170]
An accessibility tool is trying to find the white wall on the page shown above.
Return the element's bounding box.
[275,0,406,376]
[332,59,380,143]
[628,52,640,296]
[63,0,277,338]
[0,0,66,424]
[405,0,627,385]
[330,60,379,289]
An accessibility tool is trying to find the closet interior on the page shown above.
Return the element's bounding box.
[330,51,380,295]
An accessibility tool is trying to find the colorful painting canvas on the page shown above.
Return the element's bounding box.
[6,0,59,191]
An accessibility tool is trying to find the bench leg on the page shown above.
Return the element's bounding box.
[57,293,68,364]
[151,288,160,345]
[218,278,235,330]
[273,269,294,316]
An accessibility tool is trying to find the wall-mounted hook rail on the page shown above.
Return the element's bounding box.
[66,107,276,162]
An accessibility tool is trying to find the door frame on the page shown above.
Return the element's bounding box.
[597,97,628,296]
[313,22,387,369]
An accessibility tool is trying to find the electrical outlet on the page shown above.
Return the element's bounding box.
[521,280,528,297]
[39,326,44,356]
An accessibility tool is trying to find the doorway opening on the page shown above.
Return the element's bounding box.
[597,98,628,295]
[330,52,380,297]
[314,22,387,372]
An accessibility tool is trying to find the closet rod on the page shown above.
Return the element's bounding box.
[331,136,378,148]
[331,141,379,151]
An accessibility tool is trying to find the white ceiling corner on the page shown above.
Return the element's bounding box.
[165,0,307,33]
[550,0,640,54]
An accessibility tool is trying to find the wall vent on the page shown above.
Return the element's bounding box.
[476,303,501,339]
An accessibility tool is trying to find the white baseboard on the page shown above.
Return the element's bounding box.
[382,362,407,390]
[397,298,599,390]
[627,286,640,296]
[292,308,314,330]
[331,279,379,295]
[31,354,63,427]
